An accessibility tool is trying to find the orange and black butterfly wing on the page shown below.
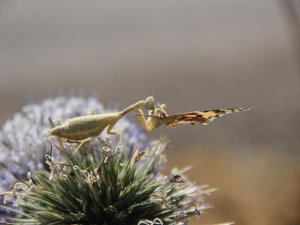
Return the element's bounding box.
[163,107,250,128]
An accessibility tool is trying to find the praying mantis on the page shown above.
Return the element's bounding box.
[49,96,157,142]
[48,96,159,168]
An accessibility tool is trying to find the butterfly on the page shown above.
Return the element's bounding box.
[149,105,250,128]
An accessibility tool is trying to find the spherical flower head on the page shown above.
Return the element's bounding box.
[0,96,146,191]
[2,137,212,225]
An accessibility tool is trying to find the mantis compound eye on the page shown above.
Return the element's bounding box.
[145,96,155,110]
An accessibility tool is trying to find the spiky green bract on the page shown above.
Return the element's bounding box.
[2,138,211,225]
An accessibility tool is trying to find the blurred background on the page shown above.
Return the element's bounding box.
[0,1,300,224]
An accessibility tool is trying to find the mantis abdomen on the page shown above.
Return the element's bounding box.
[49,114,121,140]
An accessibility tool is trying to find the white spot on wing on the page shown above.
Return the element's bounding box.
[209,117,216,121]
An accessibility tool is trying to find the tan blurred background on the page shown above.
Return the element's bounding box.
[1,1,300,224]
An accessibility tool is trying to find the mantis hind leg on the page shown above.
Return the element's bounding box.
[57,137,92,174]
[73,137,93,154]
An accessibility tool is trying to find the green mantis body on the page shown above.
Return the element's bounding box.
[49,113,122,141]
[49,97,156,142]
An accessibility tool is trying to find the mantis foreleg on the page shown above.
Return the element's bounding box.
[120,100,146,116]
[135,108,155,132]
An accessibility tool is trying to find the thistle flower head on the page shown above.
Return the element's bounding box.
[2,137,211,225]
